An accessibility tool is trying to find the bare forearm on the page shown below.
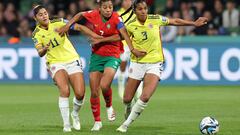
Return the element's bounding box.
[74,24,97,37]
[66,12,83,27]
[101,34,121,42]
[169,18,195,26]
[119,28,134,50]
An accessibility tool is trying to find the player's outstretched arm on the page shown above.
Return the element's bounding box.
[89,34,121,45]
[119,27,147,57]
[168,17,208,27]
[74,24,102,39]
[58,12,84,36]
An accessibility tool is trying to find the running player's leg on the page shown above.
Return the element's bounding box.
[68,59,85,130]
[123,78,141,119]
[89,71,103,131]
[135,81,143,99]
[101,57,121,121]
[100,67,117,121]
[54,70,71,132]
[117,73,159,132]
[69,72,85,130]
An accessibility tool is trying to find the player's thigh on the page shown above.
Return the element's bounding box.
[54,69,70,96]
[101,57,121,88]
[69,72,85,97]
[65,59,85,96]
[141,73,159,101]
[89,71,102,96]
[124,77,142,103]
[100,67,117,90]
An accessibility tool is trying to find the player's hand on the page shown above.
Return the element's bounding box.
[92,33,103,39]
[89,38,102,46]
[43,42,50,51]
[131,48,147,57]
[57,25,70,36]
[194,17,208,27]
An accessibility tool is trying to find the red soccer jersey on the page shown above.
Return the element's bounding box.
[83,10,124,58]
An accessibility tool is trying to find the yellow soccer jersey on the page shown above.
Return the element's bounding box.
[117,8,136,46]
[32,18,79,64]
[126,14,169,63]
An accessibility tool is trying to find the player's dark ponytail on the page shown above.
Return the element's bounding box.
[120,0,135,24]
[120,7,134,24]
[33,5,45,16]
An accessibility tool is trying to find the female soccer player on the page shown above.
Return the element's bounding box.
[32,5,99,132]
[116,0,208,132]
[58,0,146,131]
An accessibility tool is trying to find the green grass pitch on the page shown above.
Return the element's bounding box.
[0,84,239,135]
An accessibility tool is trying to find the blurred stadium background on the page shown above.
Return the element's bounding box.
[0,0,239,135]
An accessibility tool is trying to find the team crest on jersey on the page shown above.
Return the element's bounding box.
[148,24,153,29]
[107,24,111,29]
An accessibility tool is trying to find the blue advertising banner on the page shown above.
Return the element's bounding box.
[0,38,239,85]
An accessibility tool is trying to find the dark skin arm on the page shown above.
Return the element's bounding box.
[90,27,147,57]
[89,34,121,45]
[168,17,208,26]
[73,24,102,39]
[58,12,84,36]
[119,27,146,57]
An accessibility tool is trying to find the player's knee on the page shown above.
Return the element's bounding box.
[60,90,70,97]
[91,90,100,98]
[100,82,110,91]
[140,94,150,102]
[123,94,132,104]
[59,85,70,97]
[75,92,84,100]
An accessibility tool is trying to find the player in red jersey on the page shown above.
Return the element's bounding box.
[58,0,146,131]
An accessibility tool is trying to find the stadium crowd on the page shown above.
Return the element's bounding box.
[0,0,239,41]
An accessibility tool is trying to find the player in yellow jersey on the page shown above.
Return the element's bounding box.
[117,0,208,132]
[32,5,100,132]
[117,0,143,101]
